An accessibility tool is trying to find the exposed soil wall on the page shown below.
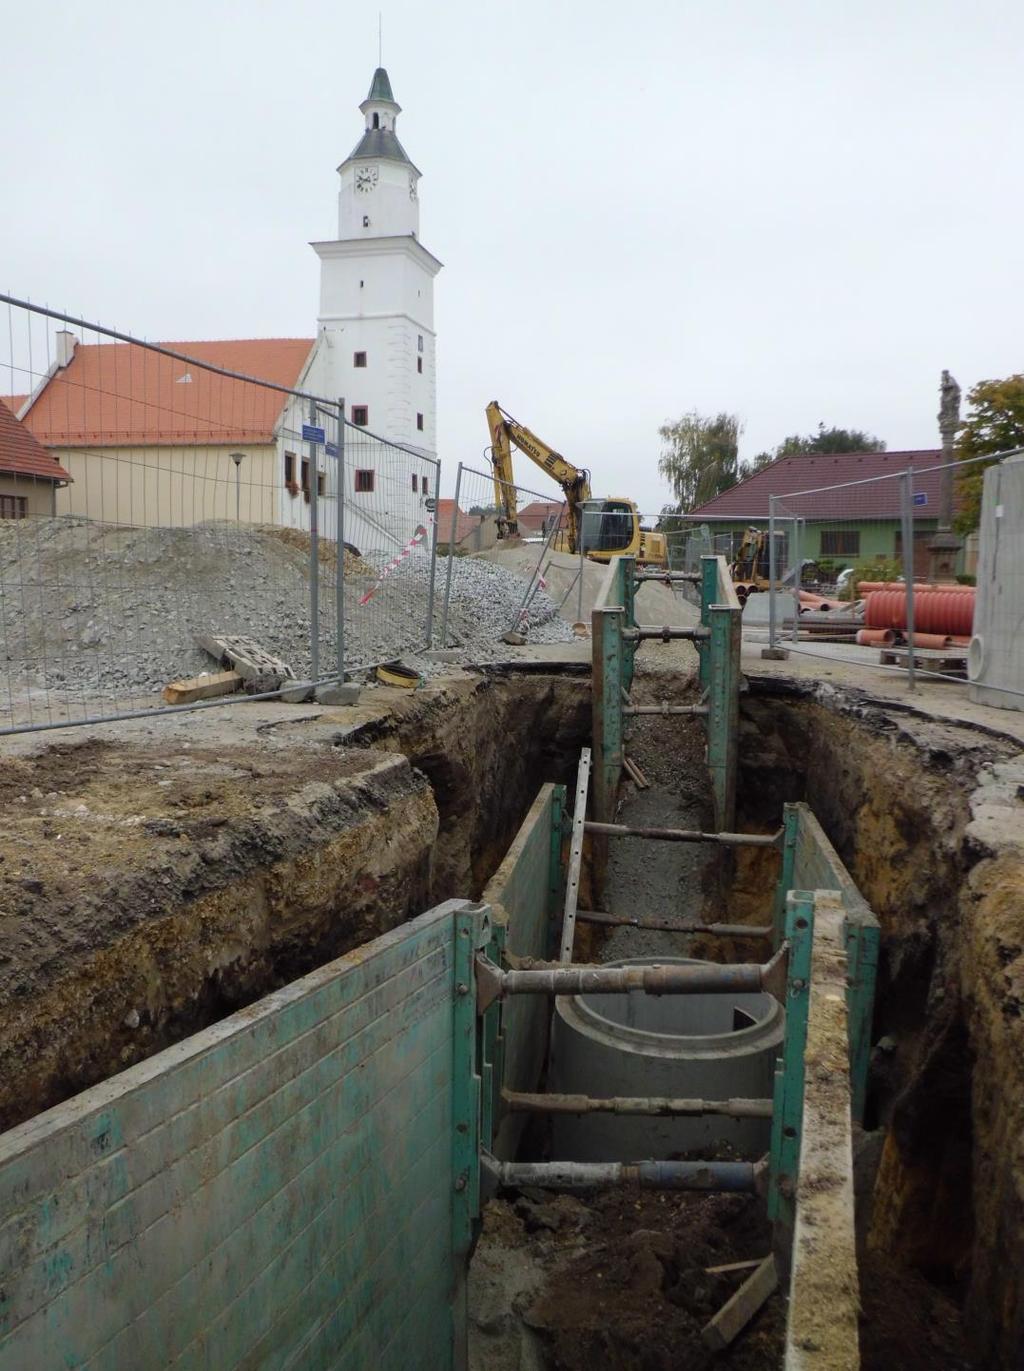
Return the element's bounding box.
[739,675,1024,1369]
[0,670,589,1133]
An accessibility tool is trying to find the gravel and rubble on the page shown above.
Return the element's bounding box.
[0,518,573,713]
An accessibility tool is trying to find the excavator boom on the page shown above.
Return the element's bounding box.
[484,401,667,568]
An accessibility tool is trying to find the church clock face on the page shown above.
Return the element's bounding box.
[355,165,378,193]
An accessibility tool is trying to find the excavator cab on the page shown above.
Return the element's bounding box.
[578,499,640,561]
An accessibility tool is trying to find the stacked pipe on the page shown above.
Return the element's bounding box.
[859,583,974,649]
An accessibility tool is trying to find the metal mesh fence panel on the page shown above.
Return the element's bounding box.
[755,452,1018,694]
[438,463,577,648]
[0,297,441,732]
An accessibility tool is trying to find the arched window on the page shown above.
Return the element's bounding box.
[372,113,380,129]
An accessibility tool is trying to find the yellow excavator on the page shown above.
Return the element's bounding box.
[485,401,667,567]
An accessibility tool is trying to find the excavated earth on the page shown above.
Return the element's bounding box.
[0,671,588,1130]
[1,650,1023,1369]
[738,673,1024,1371]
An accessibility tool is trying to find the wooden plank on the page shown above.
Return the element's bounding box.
[702,1254,778,1350]
[705,1257,768,1275]
[559,749,592,963]
[161,669,242,704]
[784,892,860,1370]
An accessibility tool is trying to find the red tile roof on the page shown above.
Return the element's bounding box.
[436,498,480,544]
[518,500,565,531]
[0,395,28,415]
[20,338,315,448]
[0,400,71,482]
[686,450,944,521]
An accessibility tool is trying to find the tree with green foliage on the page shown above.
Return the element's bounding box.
[745,423,885,472]
[954,375,1024,534]
[658,411,741,513]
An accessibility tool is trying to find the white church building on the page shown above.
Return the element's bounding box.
[284,65,442,553]
[8,66,440,557]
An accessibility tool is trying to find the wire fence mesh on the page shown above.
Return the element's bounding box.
[438,463,578,648]
[743,450,1021,694]
[0,296,441,733]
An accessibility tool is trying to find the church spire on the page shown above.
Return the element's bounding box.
[366,66,394,103]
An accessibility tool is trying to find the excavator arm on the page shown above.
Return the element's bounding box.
[486,401,591,550]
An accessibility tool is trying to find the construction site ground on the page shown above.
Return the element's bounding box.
[1,550,1022,1368]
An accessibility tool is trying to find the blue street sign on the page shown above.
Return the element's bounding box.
[302,424,326,444]
[913,491,928,506]
[325,442,338,457]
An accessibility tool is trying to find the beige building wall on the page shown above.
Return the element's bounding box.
[0,473,58,517]
[54,444,280,527]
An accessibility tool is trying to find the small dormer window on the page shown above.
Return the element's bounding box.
[372,113,380,129]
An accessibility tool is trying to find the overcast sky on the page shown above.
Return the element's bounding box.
[3,0,1021,512]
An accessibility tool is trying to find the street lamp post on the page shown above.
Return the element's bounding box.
[230,452,244,523]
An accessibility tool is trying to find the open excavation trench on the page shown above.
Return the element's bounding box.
[1,658,1023,1368]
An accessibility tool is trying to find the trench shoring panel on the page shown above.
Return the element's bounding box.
[0,900,476,1371]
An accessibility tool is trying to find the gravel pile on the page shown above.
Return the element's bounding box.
[0,518,573,706]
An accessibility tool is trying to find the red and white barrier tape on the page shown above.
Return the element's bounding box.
[359,518,433,605]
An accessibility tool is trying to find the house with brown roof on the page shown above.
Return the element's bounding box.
[682,449,952,577]
[0,399,71,518]
[517,501,565,537]
[8,332,316,531]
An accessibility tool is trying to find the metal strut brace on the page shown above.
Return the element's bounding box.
[502,1089,774,1119]
[622,625,711,642]
[486,1157,763,1194]
[575,909,771,938]
[584,821,783,848]
[623,703,709,716]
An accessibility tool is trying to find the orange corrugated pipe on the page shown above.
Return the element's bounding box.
[856,628,896,646]
[908,633,953,649]
[865,588,975,636]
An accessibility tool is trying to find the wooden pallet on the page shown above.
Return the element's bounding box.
[879,646,968,676]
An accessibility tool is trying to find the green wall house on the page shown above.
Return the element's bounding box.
[681,448,952,579]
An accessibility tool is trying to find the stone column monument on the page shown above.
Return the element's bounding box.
[929,369,962,582]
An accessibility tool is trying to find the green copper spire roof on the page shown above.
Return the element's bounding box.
[366,67,394,103]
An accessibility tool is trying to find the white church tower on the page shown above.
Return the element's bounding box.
[312,67,442,459]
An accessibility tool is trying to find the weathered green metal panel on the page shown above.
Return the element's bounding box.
[452,902,484,1369]
[771,804,801,949]
[548,782,566,936]
[698,555,719,688]
[786,802,880,1123]
[0,900,478,1371]
[767,890,814,1243]
[707,602,740,832]
[482,785,562,1160]
[620,555,637,690]
[591,606,624,827]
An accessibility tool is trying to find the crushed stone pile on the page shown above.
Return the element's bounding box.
[0,518,573,704]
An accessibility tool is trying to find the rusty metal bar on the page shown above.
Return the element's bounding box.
[584,820,783,849]
[496,960,765,997]
[502,1089,774,1119]
[623,703,708,716]
[489,1158,759,1193]
[634,570,701,584]
[576,909,771,938]
[621,625,711,642]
